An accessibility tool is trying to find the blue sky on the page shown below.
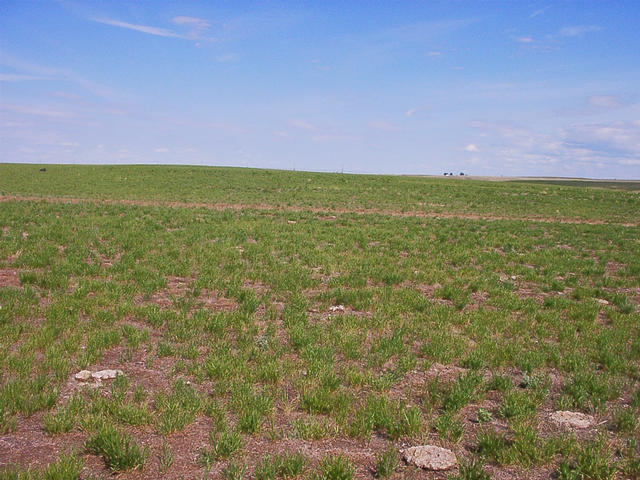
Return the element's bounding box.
[1,1,639,178]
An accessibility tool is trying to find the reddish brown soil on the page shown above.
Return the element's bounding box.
[1,195,636,227]
[0,268,21,288]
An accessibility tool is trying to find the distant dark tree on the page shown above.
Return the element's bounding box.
[39,168,46,172]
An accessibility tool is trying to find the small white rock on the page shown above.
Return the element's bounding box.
[550,411,594,429]
[329,305,345,312]
[91,369,124,380]
[74,370,92,381]
[402,445,457,471]
[596,298,609,305]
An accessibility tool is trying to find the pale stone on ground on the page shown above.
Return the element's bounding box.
[550,411,594,429]
[329,304,345,312]
[74,370,92,381]
[92,369,124,380]
[75,369,124,382]
[402,445,457,471]
[596,298,609,305]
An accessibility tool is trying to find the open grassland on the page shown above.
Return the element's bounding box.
[509,179,640,193]
[0,164,639,480]
[1,164,639,224]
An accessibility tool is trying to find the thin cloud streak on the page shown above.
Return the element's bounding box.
[172,16,211,39]
[0,73,50,82]
[405,106,431,117]
[558,25,602,38]
[2,103,76,119]
[0,53,118,100]
[530,7,550,18]
[92,17,183,38]
[587,95,621,109]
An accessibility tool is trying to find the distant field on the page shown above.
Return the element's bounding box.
[1,164,639,224]
[510,178,640,192]
[1,165,639,479]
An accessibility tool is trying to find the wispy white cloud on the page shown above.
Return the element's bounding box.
[0,53,117,99]
[172,16,211,39]
[405,105,431,117]
[513,25,600,50]
[0,73,50,82]
[289,119,318,131]
[155,147,169,153]
[92,17,183,38]
[427,51,442,57]
[587,95,621,109]
[469,119,640,172]
[89,15,214,41]
[2,103,76,119]
[529,6,550,18]
[172,16,209,29]
[464,144,478,152]
[563,121,640,157]
[558,25,602,38]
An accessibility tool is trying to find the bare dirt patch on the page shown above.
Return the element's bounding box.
[464,291,490,311]
[243,280,269,295]
[0,413,92,472]
[604,261,625,277]
[88,245,122,268]
[426,363,469,380]
[0,268,21,288]
[515,281,546,302]
[135,277,239,311]
[196,289,239,312]
[416,284,451,306]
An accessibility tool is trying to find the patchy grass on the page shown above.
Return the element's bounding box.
[1,165,639,479]
[85,425,148,472]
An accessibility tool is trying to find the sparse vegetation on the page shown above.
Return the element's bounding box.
[0,452,84,480]
[312,455,354,480]
[1,164,639,479]
[84,425,148,472]
[254,452,307,480]
[374,447,398,478]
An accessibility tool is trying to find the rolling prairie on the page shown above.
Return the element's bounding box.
[1,164,639,479]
